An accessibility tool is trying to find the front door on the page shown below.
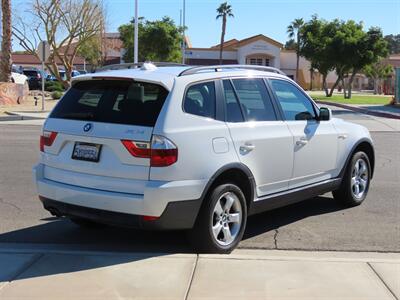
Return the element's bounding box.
[222,78,294,196]
[269,79,339,188]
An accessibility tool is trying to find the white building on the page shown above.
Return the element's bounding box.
[186,35,283,68]
[185,34,369,91]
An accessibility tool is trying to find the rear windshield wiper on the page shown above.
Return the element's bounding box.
[60,112,95,121]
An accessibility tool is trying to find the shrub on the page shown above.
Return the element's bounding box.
[52,91,64,99]
[45,81,64,92]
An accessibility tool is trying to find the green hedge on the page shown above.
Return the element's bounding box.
[52,91,64,100]
[45,81,64,92]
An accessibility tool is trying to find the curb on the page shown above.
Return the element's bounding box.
[316,101,400,120]
[0,115,24,121]
[0,111,48,121]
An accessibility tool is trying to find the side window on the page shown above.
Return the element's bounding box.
[231,78,277,121]
[223,80,244,122]
[184,81,216,119]
[270,79,317,121]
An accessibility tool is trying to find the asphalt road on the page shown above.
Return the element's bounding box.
[0,109,399,253]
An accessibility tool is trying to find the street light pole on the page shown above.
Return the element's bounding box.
[134,0,139,64]
[181,0,186,64]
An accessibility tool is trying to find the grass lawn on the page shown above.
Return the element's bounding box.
[309,93,392,105]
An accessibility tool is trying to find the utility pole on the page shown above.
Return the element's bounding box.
[181,0,186,64]
[134,0,138,64]
[0,4,2,44]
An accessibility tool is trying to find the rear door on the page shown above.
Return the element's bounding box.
[41,79,168,194]
[269,78,338,188]
[223,78,294,196]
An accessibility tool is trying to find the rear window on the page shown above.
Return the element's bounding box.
[50,80,169,127]
[23,70,38,77]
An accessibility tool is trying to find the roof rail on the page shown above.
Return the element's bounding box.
[95,62,187,73]
[178,65,286,76]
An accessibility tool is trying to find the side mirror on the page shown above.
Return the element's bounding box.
[318,107,331,121]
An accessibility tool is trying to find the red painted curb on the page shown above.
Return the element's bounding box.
[316,101,400,120]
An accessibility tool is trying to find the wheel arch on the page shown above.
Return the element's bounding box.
[340,138,375,179]
[199,163,256,211]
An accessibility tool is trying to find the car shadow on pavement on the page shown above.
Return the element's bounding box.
[0,195,346,282]
[243,195,344,241]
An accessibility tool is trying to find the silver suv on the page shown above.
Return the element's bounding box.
[33,63,374,253]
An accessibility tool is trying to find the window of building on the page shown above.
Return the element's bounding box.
[249,58,263,66]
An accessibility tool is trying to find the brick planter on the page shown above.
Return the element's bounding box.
[0,82,29,105]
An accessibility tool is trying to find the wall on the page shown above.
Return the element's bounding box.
[280,51,311,89]
[185,49,237,60]
[237,40,281,68]
[0,83,29,105]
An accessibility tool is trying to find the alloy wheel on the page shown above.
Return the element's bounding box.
[351,158,369,199]
[211,191,242,246]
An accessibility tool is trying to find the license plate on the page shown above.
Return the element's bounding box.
[72,142,102,162]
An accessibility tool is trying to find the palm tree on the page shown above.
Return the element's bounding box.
[216,2,233,65]
[0,0,12,82]
[287,18,304,83]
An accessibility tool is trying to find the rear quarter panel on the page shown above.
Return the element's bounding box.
[150,77,240,182]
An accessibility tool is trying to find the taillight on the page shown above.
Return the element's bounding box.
[40,131,58,152]
[121,140,151,158]
[121,135,178,167]
[150,135,178,167]
[142,215,159,222]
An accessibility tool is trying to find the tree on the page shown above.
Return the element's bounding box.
[384,34,400,54]
[287,18,304,83]
[340,26,388,98]
[299,16,334,96]
[216,2,234,65]
[0,0,12,82]
[300,17,388,98]
[284,39,296,50]
[78,35,103,71]
[12,0,105,88]
[119,17,182,63]
[364,60,393,94]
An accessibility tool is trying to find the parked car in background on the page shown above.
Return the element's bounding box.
[46,74,58,82]
[59,70,81,80]
[23,68,46,90]
[33,63,375,253]
[11,65,28,86]
[45,70,82,83]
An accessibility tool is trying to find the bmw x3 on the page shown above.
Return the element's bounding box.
[33,63,374,253]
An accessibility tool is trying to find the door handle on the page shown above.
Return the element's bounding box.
[240,143,255,152]
[296,137,308,146]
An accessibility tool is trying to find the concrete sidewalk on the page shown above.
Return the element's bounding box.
[0,248,398,299]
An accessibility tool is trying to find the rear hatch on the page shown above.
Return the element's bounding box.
[41,79,169,195]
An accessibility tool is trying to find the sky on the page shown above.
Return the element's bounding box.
[12,0,400,50]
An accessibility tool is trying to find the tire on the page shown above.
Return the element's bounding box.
[188,183,247,254]
[333,151,371,207]
[69,217,105,228]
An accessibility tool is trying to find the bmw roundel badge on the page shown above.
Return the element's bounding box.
[83,123,93,132]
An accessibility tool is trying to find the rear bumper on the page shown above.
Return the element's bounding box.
[33,163,206,229]
[40,197,201,230]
